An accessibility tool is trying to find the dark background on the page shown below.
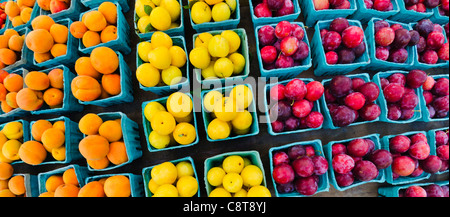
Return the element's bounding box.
[9,0,448,197]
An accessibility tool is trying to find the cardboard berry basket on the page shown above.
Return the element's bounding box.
[3,0,40,31]
[0,68,29,122]
[0,119,30,165]
[419,74,449,122]
[2,26,34,72]
[248,0,301,29]
[428,127,449,175]
[11,173,39,197]
[389,0,433,23]
[378,180,448,197]
[430,6,449,24]
[38,0,84,20]
[189,0,240,33]
[350,0,400,24]
[37,164,89,195]
[300,0,357,27]
[85,173,144,197]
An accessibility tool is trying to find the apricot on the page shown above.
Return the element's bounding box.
[20,0,36,7]
[41,128,65,150]
[25,71,50,91]
[5,1,20,18]
[0,180,7,190]
[0,132,7,145]
[99,86,110,99]
[18,141,47,165]
[78,181,106,197]
[0,36,9,49]
[20,7,33,23]
[98,120,122,142]
[16,88,44,111]
[74,57,101,79]
[0,48,17,65]
[49,23,68,44]
[31,119,53,141]
[2,140,21,161]
[71,75,102,102]
[47,68,64,89]
[3,74,23,93]
[3,29,19,40]
[98,2,117,25]
[8,175,25,195]
[100,25,117,43]
[43,88,63,106]
[1,121,23,140]
[107,141,128,165]
[79,113,103,135]
[25,29,54,54]
[69,21,88,39]
[87,157,110,170]
[83,11,107,32]
[79,135,110,161]
[38,191,54,197]
[52,121,65,133]
[0,189,15,197]
[104,175,131,197]
[90,46,119,74]
[11,16,24,27]
[0,143,13,163]
[82,31,100,48]
[8,35,24,52]
[31,15,55,31]
[0,84,6,101]
[5,92,18,109]
[0,70,8,82]
[52,146,66,161]
[62,168,79,186]
[54,184,79,197]
[101,74,121,96]
[0,162,13,180]
[50,43,67,58]
[45,175,64,192]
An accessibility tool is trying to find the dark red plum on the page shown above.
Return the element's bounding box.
[267,0,284,11]
[332,153,355,174]
[306,111,324,128]
[342,26,365,48]
[306,81,325,102]
[328,75,353,98]
[374,20,390,32]
[406,69,427,88]
[292,156,314,177]
[322,31,342,51]
[387,104,402,120]
[370,149,393,169]
[424,184,444,197]
[276,182,295,193]
[292,99,312,118]
[275,21,292,39]
[436,144,448,161]
[325,51,339,64]
[291,24,305,41]
[275,0,295,17]
[388,48,408,63]
[288,145,306,160]
[359,103,381,121]
[353,160,379,181]
[261,46,278,64]
[292,41,309,61]
[358,82,380,102]
[392,156,416,176]
[404,186,427,197]
[409,141,431,160]
[344,92,366,111]
[285,79,307,101]
[254,3,272,18]
[271,120,285,133]
[389,135,411,154]
[353,41,366,57]
[332,143,347,156]
[376,46,390,61]
[433,78,449,96]
[273,151,290,166]
[408,30,420,46]
[388,73,406,86]
[258,25,276,46]
[295,176,318,196]
[269,100,292,121]
[329,17,349,34]
[383,83,405,103]
[421,155,442,174]
[399,92,419,110]
[435,130,449,146]
[415,19,434,37]
[335,172,354,187]
[311,155,328,175]
[347,139,369,157]
[375,27,395,46]
[351,77,365,91]
[272,163,295,184]
[438,43,449,61]
[284,116,300,131]
[420,50,439,64]
[275,54,295,68]
[433,96,449,113]
[426,31,445,50]
[331,105,357,127]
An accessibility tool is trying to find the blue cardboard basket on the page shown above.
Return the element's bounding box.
[350,0,400,24]
[0,68,29,122]
[311,19,370,76]
[141,93,199,152]
[78,3,131,55]
[81,0,129,12]
[324,134,386,191]
[264,78,323,136]
[378,180,448,197]
[29,116,83,165]
[189,0,240,33]
[0,119,30,165]
[78,52,134,107]
[320,73,381,129]
[204,150,267,196]
[85,173,144,197]
[255,22,312,81]
[380,131,433,185]
[83,112,142,172]
[201,84,260,142]
[300,0,357,27]
[37,164,89,195]
[419,74,449,122]
[3,0,40,31]
[372,71,423,124]
[389,0,433,23]
[13,174,39,197]
[33,18,80,68]
[430,7,449,24]
[142,156,200,197]
[363,18,416,71]
[428,127,449,175]
[269,140,330,197]
[134,0,184,40]
[2,26,34,72]
[22,65,83,115]
[38,0,84,20]
[248,0,301,29]
[137,36,190,96]
[193,28,250,88]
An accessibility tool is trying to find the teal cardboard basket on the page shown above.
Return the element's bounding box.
[311,19,370,76]
[350,0,400,24]
[411,22,449,70]
[142,156,200,197]
[0,68,29,122]
[134,0,184,40]
[324,134,386,191]
[29,116,83,165]
[137,36,190,96]
[2,26,34,72]
[84,112,142,172]
[248,0,301,29]
[269,140,330,197]
[189,0,240,33]
[320,73,381,129]
[389,0,433,23]
[300,0,357,27]
[85,173,144,197]
[430,7,449,24]
[141,93,199,152]
[372,71,423,124]
[24,65,83,115]
[201,84,260,142]
[419,74,449,122]
[3,0,39,31]
[78,52,134,107]
[13,174,39,197]
[428,127,449,175]
[37,164,89,195]
[380,131,433,185]
[38,0,84,20]
[0,119,30,165]
[33,18,80,68]
[81,0,129,12]
[193,28,250,88]
[204,150,267,196]
[378,180,449,197]
[255,22,312,81]
[264,78,323,136]
[78,3,131,55]
[363,18,416,71]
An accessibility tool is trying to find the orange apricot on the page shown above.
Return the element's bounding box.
[0,162,13,180]
[41,128,65,150]
[25,29,54,54]
[62,168,79,186]
[52,120,65,133]
[49,23,68,44]
[0,189,15,197]
[1,100,13,113]
[31,119,53,141]
[98,2,117,25]
[34,52,52,63]
[18,141,47,165]
[38,191,54,197]
[54,184,79,197]
[8,35,24,52]
[103,175,131,197]
[101,74,121,96]
[78,181,106,197]
[8,175,25,195]
[16,88,44,111]
[3,74,23,92]
[0,48,17,65]
[24,71,50,91]
[74,56,101,79]
[70,75,102,102]
[69,21,88,39]
[5,92,18,109]
[90,46,119,74]
[83,11,107,32]
[106,141,128,165]
[78,135,110,161]
[50,43,67,58]
[43,88,63,106]
[45,175,64,192]
[100,25,117,43]
[31,15,55,31]
[87,157,110,170]
[0,84,6,101]
[78,113,103,135]
[98,120,122,142]
[47,68,64,89]
[82,31,100,48]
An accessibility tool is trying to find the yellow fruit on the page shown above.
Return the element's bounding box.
[206,167,225,187]
[176,161,194,178]
[151,31,172,49]
[191,2,211,24]
[205,0,223,5]
[213,97,238,122]
[148,46,171,70]
[221,30,240,53]
[148,178,160,194]
[166,92,193,118]
[149,7,172,31]
[225,0,237,13]
[222,155,244,173]
[240,165,263,187]
[201,60,217,80]
[189,46,210,69]
[52,146,66,161]
[151,161,177,185]
[136,63,160,87]
[161,66,182,86]
[247,185,271,197]
[150,111,176,136]
[172,123,196,145]
[137,15,153,33]
[160,0,181,22]
[233,189,247,197]
[143,101,166,122]
[209,187,231,197]
[222,172,243,193]
[207,118,230,140]
[2,140,21,160]
[231,110,252,130]
[229,84,253,110]
[168,46,186,68]
[213,57,233,78]
[208,35,229,58]
[228,52,245,75]
[137,41,153,62]
[135,0,156,18]
[153,184,178,197]
[149,131,171,149]
[194,32,213,48]
[203,90,222,112]
[2,122,23,140]
[211,2,230,22]
[151,0,162,6]
[176,176,198,197]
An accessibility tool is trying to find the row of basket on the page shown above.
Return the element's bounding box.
[10,126,449,197]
